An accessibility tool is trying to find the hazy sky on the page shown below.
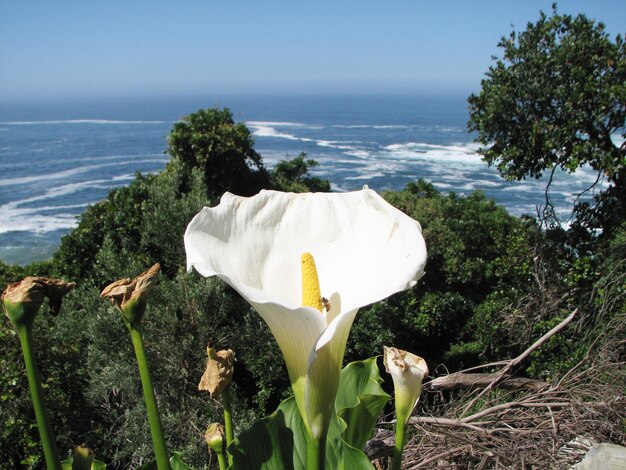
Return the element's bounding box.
[1,1,625,100]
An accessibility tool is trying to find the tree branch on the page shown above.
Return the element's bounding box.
[460,309,577,417]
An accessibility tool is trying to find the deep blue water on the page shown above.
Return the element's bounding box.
[0,94,603,265]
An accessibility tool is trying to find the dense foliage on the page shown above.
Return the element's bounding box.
[2,38,625,465]
[467,5,626,233]
[167,107,269,199]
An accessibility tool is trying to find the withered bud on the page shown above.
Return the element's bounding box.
[100,263,160,325]
[42,278,76,315]
[204,422,226,453]
[2,276,75,326]
[198,347,234,399]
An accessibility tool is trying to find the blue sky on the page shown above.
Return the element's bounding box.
[1,1,625,100]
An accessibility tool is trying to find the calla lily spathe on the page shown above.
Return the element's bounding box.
[384,346,428,422]
[184,188,427,438]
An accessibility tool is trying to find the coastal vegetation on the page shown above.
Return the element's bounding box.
[1,6,624,469]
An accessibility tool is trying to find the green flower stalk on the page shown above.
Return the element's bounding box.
[204,423,227,470]
[384,346,428,470]
[2,276,75,470]
[101,263,171,470]
[198,346,235,466]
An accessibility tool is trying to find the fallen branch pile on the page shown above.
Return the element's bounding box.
[367,310,626,469]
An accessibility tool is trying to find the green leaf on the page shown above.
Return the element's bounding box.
[335,357,390,449]
[230,397,302,470]
[232,357,388,469]
[170,451,195,469]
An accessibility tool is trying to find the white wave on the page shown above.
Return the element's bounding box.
[246,120,312,128]
[6,203,89,216]
[332,124,410,129]
[0,158,168,187]
[251,121,379,159]
[1,179,109,212]
[333,158,363,165]
[250,122,355,154]
[316,140,363,151]
[457,182,478,191]
[475,180,503,187]
[0,203,89,233]
[344,150,371,159]
[0,119,167,125]
[112,174,136,181]
[501,183,543,193]
[382,141,482,164]
[0,212,78,234]
[249,123,313,142]
[345,172,386,181]
[385,141,480,153]
[0,166,93,187]
[0,178,119,234]
[0,155,129,170]
[75,153,165,164]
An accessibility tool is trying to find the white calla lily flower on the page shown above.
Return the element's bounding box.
[184,188,427,439]
[383,346,428,422]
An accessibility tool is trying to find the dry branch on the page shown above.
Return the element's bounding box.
[428,372,548,391]
[459,309,577,418]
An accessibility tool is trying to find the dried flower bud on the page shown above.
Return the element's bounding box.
[100,263,160,325]
[384,346,428,424]
[41,278,76,315]
[2,276,75,327]
[204,422,226,453]
[198,347,234,399]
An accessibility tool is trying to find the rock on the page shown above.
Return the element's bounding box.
[571,443,626,469]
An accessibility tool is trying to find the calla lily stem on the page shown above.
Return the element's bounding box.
[221,386,234,466]
[306,428,327,470]
[392,417,408,470]
[128,323,171,470]
[216,448,227,470]
[16,324,62,470]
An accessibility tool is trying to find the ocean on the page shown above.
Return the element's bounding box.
[0,94,603,265]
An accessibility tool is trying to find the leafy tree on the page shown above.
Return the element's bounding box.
[467,5,626,233]
[167,107,270,198]
[270,153,331,192]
